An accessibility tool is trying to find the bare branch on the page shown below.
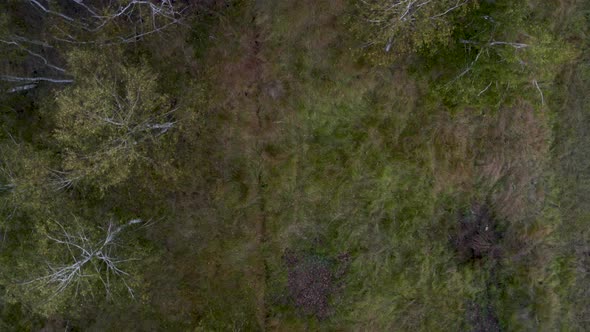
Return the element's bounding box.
[11,35,54,48]
[361,0,474,53]
[27,0,188,45]
[430,0,469,19]
[48,169,80,191]
[6,84,38,93]
[0,75,73,84]
[477,81,493,96]
[450,47,484,84]
[489,41,529,49]
[28,0,77,22]
[68,0,100,17]
[0,39,66,73]
[28,218,145,298]
[532,79,545,106]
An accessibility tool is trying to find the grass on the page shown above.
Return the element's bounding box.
[146,0,577,330]
[252,1,574,330]
[0,0,587,330]
[249,1,479,329]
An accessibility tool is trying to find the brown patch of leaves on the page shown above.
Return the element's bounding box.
[283,250,350,319]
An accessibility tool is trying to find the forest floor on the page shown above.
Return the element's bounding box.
[170,1,559,330]
[78,0,590,330]
[1,0,590,331]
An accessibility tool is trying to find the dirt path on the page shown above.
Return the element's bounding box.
[214,6,274,329]
[250,24,269,331]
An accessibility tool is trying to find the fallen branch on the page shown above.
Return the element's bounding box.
[0,39,66,73]
[532,79,544,105]
[477,81,493,96]
[0,75,73,84]
[6,84,38,93]
[430,0,469,19]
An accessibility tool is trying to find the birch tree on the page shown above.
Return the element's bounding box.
[356,0,478,56]
[52,49,178,191]
[5,216,148,317]
[432,3,575,106]
[27,218,145,299]
[26,0,188,45]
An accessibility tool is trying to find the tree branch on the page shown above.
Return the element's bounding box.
[0,75,73,84]
[28,218,144,298]
[532,79,545,105]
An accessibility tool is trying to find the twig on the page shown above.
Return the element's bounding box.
[477,81,493,96]
[431,0,469,19]
[532,79,545,106]
[0,75,73,84]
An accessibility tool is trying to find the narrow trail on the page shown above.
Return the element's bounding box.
[237,9,272,330]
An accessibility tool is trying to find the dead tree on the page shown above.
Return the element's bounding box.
[26,218,145,299]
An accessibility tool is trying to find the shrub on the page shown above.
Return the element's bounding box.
[452,204,502,263]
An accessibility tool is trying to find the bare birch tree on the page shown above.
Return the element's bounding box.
[26,218,145,300]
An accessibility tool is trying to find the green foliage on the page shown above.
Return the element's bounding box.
[351,0,479,62]
[0,13,7,36]
[5,217,149,318]
[426,1,576,108]
[53,49,177,191]
[0,141,55,221]
[0,0,587,330]
[0,290,44,332]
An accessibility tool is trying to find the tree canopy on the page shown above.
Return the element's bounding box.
[354,0,478,57]
[53,50,177,191]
